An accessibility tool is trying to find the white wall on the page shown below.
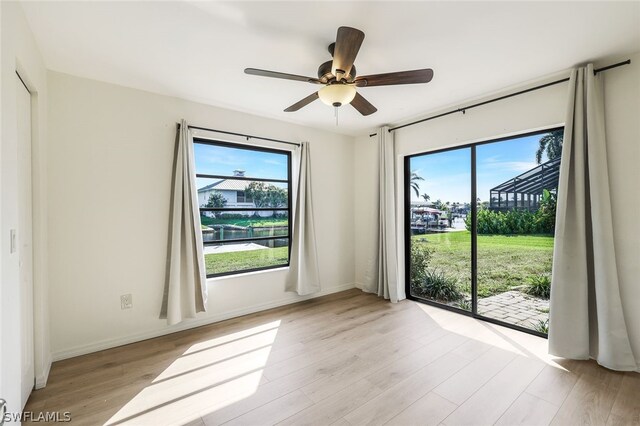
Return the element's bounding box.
[354,71,568,294]
[0,0,51,410]
[47,71,356,359]
[601,53,640,368]
[354,53,640,365]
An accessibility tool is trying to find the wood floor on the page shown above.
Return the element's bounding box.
[25,289,640,426]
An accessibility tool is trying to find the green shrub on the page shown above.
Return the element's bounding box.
[533,318,549,334]
[412,269,462,302]
[217,213,250,219]
[457,299,472,311]
[469,208,539,234]
[205,191,227,208]
[464,191,556,235]
[534,189,557,234]
[410,240,434,285]
[505,209,538,234]
[524,274,551,299]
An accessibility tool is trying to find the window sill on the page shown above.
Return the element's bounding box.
[207,266,290,282]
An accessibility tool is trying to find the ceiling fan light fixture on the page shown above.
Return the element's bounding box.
[318,84,356,107]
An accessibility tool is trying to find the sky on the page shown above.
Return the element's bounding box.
[194,143,289,189]
[193,133,552,203]
[410,133,552,204]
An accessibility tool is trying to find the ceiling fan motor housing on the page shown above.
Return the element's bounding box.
[318,59,356,83]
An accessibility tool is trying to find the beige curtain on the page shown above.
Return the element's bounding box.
[285,142,321,295]
[375,126,401,302]
[548,65,637,371]
[161,120,207,325]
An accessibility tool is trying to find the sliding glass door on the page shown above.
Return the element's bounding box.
[406,128,562,336]
[407,148,472,312]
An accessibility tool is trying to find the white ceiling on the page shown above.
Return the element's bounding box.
[21,1,640,136]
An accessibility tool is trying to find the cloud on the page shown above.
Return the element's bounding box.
[480,156,537,173]
[263,159,285,166]
[199,153,247,167]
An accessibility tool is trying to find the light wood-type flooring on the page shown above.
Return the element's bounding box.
[25,289,640,425]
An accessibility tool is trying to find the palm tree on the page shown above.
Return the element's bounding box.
[410,171,424,197]
[421,193,430,203]
[535,130,564,164]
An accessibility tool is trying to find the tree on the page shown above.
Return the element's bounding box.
[421,193,431,203]
[265,186,287,207]
[205,191,227,208]
[245,182,287,214]
[245,182,269,207]
[410,171,424,198]
[536,130,564,164]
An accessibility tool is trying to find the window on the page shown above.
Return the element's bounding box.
[405,128,563,336]
[236,191,253,203]
[194,139,292,277]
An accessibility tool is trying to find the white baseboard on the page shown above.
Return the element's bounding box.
[51,283,356,362]
[35,357,52,389]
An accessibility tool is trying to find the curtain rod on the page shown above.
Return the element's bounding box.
[369,59,631,137]
[177,123,301,147]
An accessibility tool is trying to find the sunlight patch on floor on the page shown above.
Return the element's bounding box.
[104,321,281,426]
[413,302,558,363]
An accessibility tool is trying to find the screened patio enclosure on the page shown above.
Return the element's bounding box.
[489,157,561,211]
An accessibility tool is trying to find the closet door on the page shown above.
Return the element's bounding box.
[17,73,35,408]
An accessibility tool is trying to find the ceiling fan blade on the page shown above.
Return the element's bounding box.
[332,26,365,81]
[351,92,377,116]
[284,92,319,112]
[355,69,434,87]
[245,68,322,84]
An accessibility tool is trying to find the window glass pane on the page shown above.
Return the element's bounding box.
[476,130,561,333]
[201,210,289,243]
[193,140,291,278]
[196,178,289,208]
[194,142,288,180]
[204,239,289,276]
[408,148,472,312]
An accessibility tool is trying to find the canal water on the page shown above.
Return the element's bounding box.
[203,227,289,248]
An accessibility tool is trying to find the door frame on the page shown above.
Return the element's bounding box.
[403,127,563,339]
[16,70,36,405]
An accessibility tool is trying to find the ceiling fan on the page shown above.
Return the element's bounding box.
[244,26,434,116]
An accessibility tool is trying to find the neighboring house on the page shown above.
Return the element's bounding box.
[198,170,271,217]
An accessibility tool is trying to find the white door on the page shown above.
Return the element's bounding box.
[17,73,34,408]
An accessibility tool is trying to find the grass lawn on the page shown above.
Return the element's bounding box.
[412,231,553,298]
[205,246,289,275]
[201,215,288,228]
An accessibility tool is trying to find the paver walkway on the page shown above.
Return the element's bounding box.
[477,291,549,329]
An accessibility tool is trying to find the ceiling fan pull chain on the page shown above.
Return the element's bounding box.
[335,106,339,126]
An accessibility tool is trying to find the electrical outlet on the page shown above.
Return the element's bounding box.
[120,294,133,310]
